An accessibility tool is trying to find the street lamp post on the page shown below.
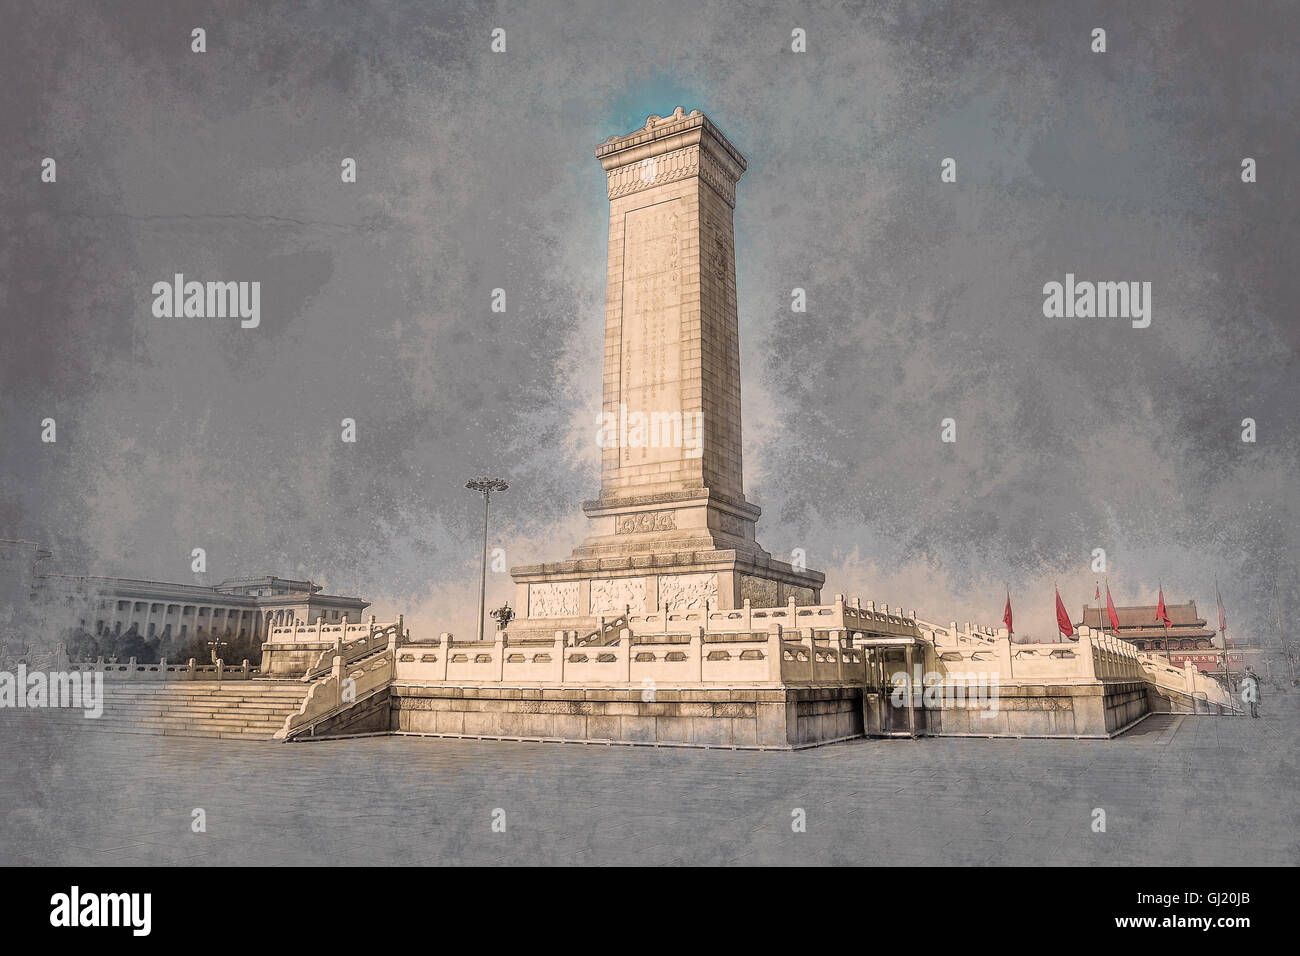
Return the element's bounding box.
[465,477,509,642]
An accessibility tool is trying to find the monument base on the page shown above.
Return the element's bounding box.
[868,680,1151,739]
[389,683,864,750]
[509,547,825,640]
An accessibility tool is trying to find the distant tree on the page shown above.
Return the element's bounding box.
[63,626,101,662]
[103,624,159,663]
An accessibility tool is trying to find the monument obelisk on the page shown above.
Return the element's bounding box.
[510,108,823,631]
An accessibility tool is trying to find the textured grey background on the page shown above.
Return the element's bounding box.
[2,0,1296,643]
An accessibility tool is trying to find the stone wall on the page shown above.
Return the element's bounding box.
[898,681,1149,738]
[390,683,863,750]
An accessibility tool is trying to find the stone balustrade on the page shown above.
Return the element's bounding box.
[925,626,1148,685]
[277,640,399,739]
[301,618,404,681]
[261,615,407,679]
[395,624,867,687]
[1138,651,1236,709]
[621,594,920,642]
[0,640,262,680]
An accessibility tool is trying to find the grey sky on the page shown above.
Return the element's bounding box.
[2,0,1296,644]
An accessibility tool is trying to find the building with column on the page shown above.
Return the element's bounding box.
[0,539,369,653]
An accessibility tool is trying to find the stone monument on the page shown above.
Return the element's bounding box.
[509,108,824,636]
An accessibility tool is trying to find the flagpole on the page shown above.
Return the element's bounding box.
[1102,582,1112,642]
[1094,581,1103,643]
[1217,576,1232,694]
[1160,580,1172,664]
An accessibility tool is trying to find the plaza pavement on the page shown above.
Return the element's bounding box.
[1,690,1295,866]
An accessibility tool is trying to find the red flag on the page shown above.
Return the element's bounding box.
[1002,593,1014,636]
[1156,587,1172,629]
[1055,587,1075,638]
[1095,583,1101,601]
[1105,582,1121,632]
[1216,582,1226,634]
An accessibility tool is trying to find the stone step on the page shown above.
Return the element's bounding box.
[94,697,304,708]
[16,709,295,726]
[8,713,286,738]
[1,678,316,740]
[98,686,305,696]
[96,686,301,691]
[103,711,294,724]
[95,698,304,711]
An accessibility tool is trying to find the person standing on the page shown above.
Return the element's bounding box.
[1242,666,1261,718]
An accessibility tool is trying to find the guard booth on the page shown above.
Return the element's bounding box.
[857,636,927,737]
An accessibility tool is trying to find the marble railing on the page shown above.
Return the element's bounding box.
[267,616,381,644]
[68,658,262,680]
[1138,651,1236,709]
[395,625,867,687]
[300,618,405,681]
[623,594,921,641]
[276,648,395,740]
[926,627,1147,684]
[0,641,261,679]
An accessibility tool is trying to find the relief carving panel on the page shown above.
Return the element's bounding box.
[528,581,580,618]
[740,575,779,608]
[590,577,647,615]
[616,511,677,534]
[658,572,718,611]
[787,586,815,606]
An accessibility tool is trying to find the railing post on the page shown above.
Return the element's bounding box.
[690,628,704,683]
[1079,629,1097,681]
[767,624,783,682]
[331,655,345,710]
[493,630,505,681]
[437,632,450,681]
[555,631,566,683]
[801,627,816,681]
[996,629,1014,682]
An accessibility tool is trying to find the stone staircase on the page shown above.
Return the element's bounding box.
[6,681,310,740]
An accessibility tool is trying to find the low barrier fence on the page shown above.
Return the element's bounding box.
[395,625,867,686]
[277,639,399,739]
[622,594,921,641]
[0,643,261,681]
